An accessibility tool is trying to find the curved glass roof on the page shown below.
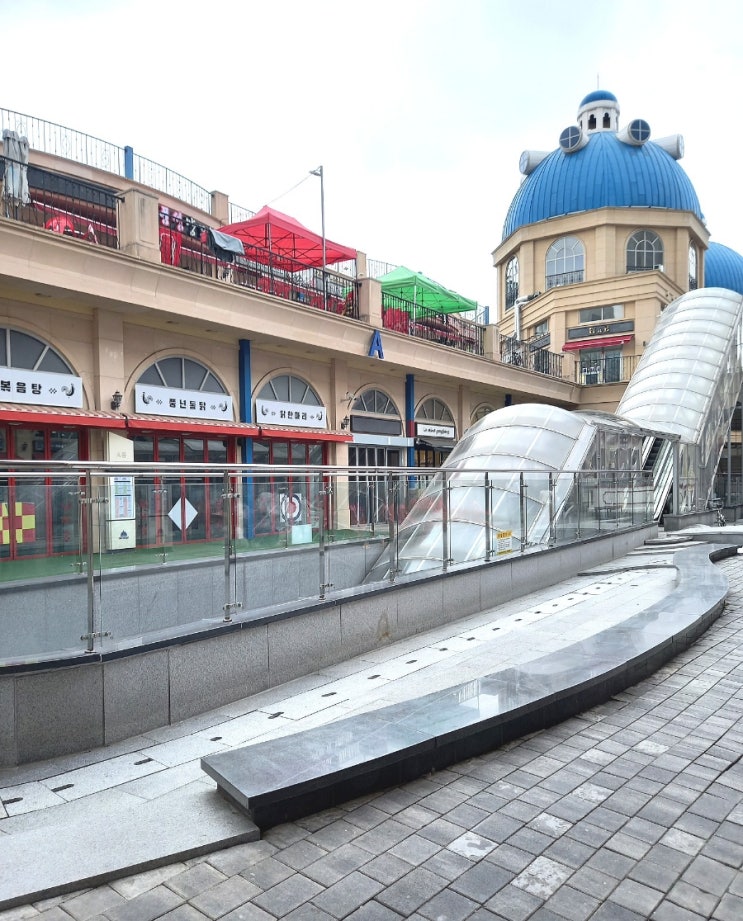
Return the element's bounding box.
[365,404,650,581]
[705,242,743,296]
[618,288,743,442]
[502,132,703,240]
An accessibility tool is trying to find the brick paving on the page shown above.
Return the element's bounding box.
[3,556,742,921]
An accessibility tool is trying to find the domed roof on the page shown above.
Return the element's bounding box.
[704,242,743,296]
[503,97,704,241]
[579,89,618,107]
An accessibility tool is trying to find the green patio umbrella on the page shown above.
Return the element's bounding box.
[378,266,478,315]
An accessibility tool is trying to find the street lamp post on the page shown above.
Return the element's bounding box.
[310,165,326,310]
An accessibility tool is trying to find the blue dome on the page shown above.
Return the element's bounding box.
[579,90,618,107]
[503,132,704,240]
[704,242,743,295]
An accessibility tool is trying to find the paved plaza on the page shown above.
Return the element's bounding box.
[1,546,742,920]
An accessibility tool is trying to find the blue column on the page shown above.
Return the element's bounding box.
[239,339,254,536]
[124,146,134,181]
[405,373,415,468]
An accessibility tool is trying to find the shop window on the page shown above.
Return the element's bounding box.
[1,428,83,560]
[251,439,326,537]
[546,237,584,289]
[348,445,401,527]
[132,434,231,547]
[626,230,663,273]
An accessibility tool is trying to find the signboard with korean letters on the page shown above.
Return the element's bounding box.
[256,399,327,428]
[135,384,233,420]
[0,369,83,408]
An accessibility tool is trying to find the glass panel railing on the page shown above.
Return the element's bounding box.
[0,462,655,663]
[0,471,89,663]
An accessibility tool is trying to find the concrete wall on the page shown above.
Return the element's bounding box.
[0,525,656,766]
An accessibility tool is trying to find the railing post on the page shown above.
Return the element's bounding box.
[79,471,110,653]
[548,472,556,546]
[519,473,528,552]
[442,472,451,572]
[387,472,399,583]
[222,471,242,622]
[85,471,96,653]
[484,473,493,560]
[319,476,332,599]
[575,472,581,538]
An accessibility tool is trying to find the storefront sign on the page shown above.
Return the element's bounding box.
[135,384,233,420]
[0,368,83,408]
[256,399,326,428]
[417,423,455,439]
[567,319,634,340]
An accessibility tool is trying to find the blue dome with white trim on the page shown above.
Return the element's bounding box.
[502,92,704,240]
[705,242,743,295]
[579,89,618,107]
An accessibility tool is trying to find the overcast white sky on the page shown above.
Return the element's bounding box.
[2,0,742,309]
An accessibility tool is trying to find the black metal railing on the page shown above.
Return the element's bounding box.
[545,270,584,289]
[499,334,564,378]
[158,213,360,317]
[1,160,119,248]
[574,354,640,385]
[382,293,484,356]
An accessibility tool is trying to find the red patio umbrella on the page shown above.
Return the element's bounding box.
[218,205,357,271]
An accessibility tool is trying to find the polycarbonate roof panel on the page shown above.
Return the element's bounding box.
[619,288,743,442]
[503,132,703,239]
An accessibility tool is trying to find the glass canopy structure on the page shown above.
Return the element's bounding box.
[366,287,743,581]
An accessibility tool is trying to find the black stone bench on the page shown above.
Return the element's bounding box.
[201,544,729,829]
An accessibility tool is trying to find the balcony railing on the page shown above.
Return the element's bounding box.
[1,159,119,249]
[499,335,564,378]
[575,354,640,385]
[382,294,484,356]
[1,107,211,214]
[545,269,584,290]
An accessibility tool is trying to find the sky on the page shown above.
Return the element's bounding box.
[2,0,742,311]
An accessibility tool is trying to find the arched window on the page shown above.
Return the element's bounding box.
[471,404,495,425]
[417,397,454,426]
[348,388,402,436]
[689,243,698,290]
[546,237,584,289]
[505,256,519,310]
[352,388,399,417]
[0,327,73,373]
[256,374,321,405]
[626,231,664,273]
[138,356,226,393]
